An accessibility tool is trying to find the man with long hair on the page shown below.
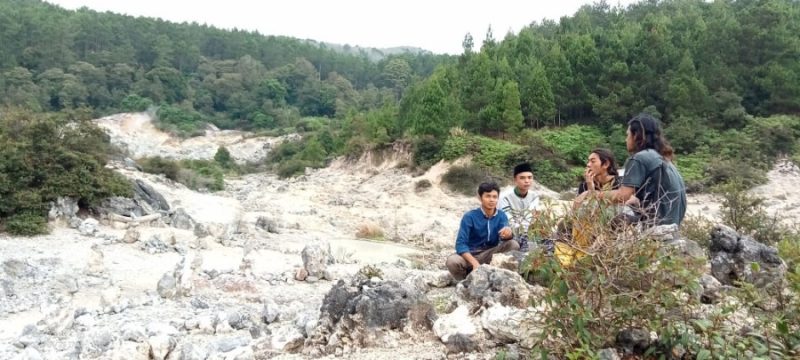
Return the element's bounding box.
[576,113,687,226]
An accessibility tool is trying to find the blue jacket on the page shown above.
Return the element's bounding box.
[455,208,509,254]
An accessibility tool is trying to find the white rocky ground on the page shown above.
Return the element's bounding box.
[1,113,797,359]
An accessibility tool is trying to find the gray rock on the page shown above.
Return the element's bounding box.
[709,224,786,287]
[301,244,329,278]
[664,238,706,259]
[255,216,280,233]
[480,303,544,349]
[193,223,209,238]
[215,336,250,353]
[142,234,175,254]
[111,341,150,360]
[79,218,99,236]
[262,300,280,324]
[133,179,170,213]
[174,343,207,360]
[169,208,195,230]
[146,322,180,337]
[597,348,621,360]
[616,328,650,355]
[227,311,247,330]
[157,273,177,299]
[458,265,534,308]
[643,224,680,242]
[122,324,147,342]
[190,297,209,309]
[16,347,44,360]
[303,277,434,355]
[700,274,723,304]
[48,197,79,222]
[94,196,145,218]
[16,324,43,348]
[148,335,175,360]
[270,325,305,353]
[122,228,141,244]
[433,305,481,354]
[306,276,319,284]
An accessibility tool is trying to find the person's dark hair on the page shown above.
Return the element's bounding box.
[477,182,501,197]
[591,148,619,177]
[628,113,675,160]
[513,163,533,178]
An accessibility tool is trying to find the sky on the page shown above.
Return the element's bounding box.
[46,0,640,55]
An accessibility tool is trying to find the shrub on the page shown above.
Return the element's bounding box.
[138,156,181,181]
[441,164,498,196]
[414,179,432,193]
[0,108,132,234]
[276,159,309,178]
[522,201,707,358]
[154,104,206,138]
[214,146,234,169]
[4,212,48,236]
[680,214,714,249]
[355,222,385,240]
[715,181,787,244]
[120,94,154,112]
[412,135,443,167]
[535,125,607,164]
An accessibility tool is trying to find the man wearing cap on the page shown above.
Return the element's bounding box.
[498,163,539,251]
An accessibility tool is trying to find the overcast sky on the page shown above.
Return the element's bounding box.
[46,0,640,54]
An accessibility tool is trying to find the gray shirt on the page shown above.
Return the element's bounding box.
[499,188,539,236]
[621,149,687,226]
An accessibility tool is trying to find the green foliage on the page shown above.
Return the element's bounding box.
[138,157,181,181]
[4,212,49,236]
[680,214,715,249]
[139,157,224,191]
[0,108,133,234]
[441,164,498,196]
[412,135,442,168]
[535,125,607,165]
[214,146,234,169]
[715,181,788,244]
[154,104,206,138]
[276,159,310,179]
[120,94,154,112]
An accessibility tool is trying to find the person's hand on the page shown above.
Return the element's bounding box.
[499,226,512,240]
[469,258,481,270]
[573,191,588,209]
[584,167,595,191]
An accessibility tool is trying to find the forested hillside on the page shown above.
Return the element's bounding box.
[2,0,800,233]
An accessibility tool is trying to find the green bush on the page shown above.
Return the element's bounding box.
[675,151,710,192]
[277,159,310,178]
[505,136,576,191]
[0,108,133,234]
[716,181,786,244]
[4,212,48,236]
[441,134,472,161]
[155,104,206,138]
[139,157,224,191]
[412,135,443,167]
[535,125,607,164]
[120,94,154,112]
[441,164,498,196]
[138,156,181,181]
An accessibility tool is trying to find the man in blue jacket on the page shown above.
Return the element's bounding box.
[446,182,519,280]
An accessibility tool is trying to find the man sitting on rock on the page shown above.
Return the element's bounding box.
[446,182,519,281]
[499,163,539,251]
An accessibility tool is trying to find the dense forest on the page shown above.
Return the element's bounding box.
[1,0,800,233]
